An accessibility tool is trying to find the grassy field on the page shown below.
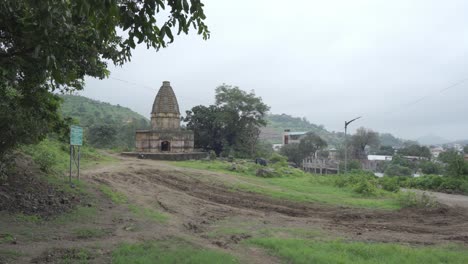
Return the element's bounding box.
[247,238,468,264]
[173,160,401,210]
[112,239,238,264]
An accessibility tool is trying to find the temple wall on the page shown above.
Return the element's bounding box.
[136,130,194,153]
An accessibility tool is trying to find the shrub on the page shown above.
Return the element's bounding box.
[397,191,438,208]
[379,177,400,192]
[385,164,412,177]
[353,178,378,196]
[269,153,288,167]
[209,150,217,160]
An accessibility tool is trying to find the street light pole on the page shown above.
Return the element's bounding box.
[344,116,361,174]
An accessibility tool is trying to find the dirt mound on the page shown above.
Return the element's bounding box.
[0,153,79,218]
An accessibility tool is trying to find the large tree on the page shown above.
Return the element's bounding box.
[350,127,379,159]
[184,85,270,157]
[0,0,209,157]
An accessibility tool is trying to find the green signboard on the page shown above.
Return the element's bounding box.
[70,125,83,146]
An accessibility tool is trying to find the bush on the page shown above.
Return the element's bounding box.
[419,161,441,175]
[385,164,412,177]
[334,173,378,195]
[353,178,378,196]
[397,191,438,208]
[269,153,288,167]
[379,177,400,192]
[209,150,217,160]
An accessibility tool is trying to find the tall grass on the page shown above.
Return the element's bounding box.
[247,238,468,264]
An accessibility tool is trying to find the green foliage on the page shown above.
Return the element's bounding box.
[269,153,288,166]
[185,85,270,157]
[379,177,400,192]
[350,127,380,159]
[299,132,327,157]
[247,238,468,264]
[1,0,208,157]
[376,145,395,155]
[0,233,15,244]
[397,192,438,208]
[279,143,303,165]
[60,95,150,149]
[20,138,115,173]
[419,161,442,175]
[209,150,217,160]
[334,173,379,196]
[398,144,431,159]
[385,164,413,177]
[112,239,238,264]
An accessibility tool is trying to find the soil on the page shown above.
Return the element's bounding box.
[1,155,468,263]
[0,154,80,218]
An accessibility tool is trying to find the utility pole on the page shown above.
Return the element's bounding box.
[344,116,361,174]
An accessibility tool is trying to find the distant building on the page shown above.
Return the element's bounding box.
[272,144,283,151]
[430,146,444,158]
[367,155,393,161]
[283,130,307,145]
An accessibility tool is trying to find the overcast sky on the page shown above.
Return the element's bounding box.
[81,0,468,141]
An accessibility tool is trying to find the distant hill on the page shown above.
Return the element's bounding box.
[416,134,449,146]
[261,114,345,146]
[262,113,406,148]
[59,95,150,149]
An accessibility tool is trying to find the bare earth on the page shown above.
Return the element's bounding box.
[2,155,468,263]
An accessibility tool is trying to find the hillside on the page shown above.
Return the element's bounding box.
[261,114,344,146]
[59,95,150,149]
[262,113,406,147]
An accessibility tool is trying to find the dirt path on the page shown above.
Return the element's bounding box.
[2,156,468,263]
[86,156,468,245]
[404,189,468,209]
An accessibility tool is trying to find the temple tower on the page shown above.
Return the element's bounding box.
[151,81,181,130]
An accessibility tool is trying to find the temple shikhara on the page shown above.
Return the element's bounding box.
[135,81,194,153]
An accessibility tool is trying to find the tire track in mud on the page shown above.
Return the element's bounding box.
[90,158,468,245]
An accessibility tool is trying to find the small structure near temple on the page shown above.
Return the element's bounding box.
[122,81,206,160]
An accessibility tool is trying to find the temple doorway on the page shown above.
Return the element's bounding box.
[161,141,170,151]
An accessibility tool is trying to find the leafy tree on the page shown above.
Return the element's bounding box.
[0,0,209,157]
[280,143,303,165]
[376,145,395,156]
[435,150,468,178]
[419,161,442,175]
[397,144,431,159]
[350,127,379,159]
[88,124,118,148]
[464,145,468,154]
[184,105,225,155]
[280,133,327,166]
[184,85,270,157]
[298,132,327,158]
[385,164,412,177]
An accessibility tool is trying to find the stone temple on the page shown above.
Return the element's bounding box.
[125,81,206,160]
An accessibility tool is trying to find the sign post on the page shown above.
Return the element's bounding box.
[70,125,83,185]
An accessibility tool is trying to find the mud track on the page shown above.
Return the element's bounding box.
[88,157,468,246]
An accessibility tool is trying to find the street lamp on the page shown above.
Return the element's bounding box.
[344,116,361,174]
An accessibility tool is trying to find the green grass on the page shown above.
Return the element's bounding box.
[112,239,238,264]
[247,238,468,264]
[128,204,168,223]
[72,228,112,239]
[99,185,128,204]
[14,213,42,223]
[21,138,117,174]
[52,206,97,224]
[173,160,400,210]
[0,233,15,244]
